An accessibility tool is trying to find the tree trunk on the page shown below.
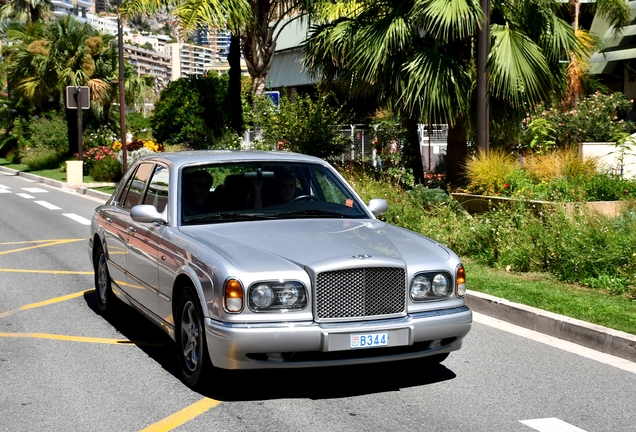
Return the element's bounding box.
[228,33,243,134]
[241,26,275,96]
[403,118,425,184]
[446,121,468,187]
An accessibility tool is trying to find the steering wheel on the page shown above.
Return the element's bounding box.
[291,195,319,202]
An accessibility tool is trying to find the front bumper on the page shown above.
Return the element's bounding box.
[204,306,472,369]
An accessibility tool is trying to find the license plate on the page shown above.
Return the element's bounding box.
[350,332,388,349]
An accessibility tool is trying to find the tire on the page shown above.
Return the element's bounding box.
[175,286,212,388]
[94,245,117,314]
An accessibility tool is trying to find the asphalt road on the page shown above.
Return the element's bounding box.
[1,171,635,432]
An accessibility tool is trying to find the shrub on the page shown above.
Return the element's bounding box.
[343,163,636,297]
[24,113,69,153]
[464,149,519,195]
[84,126,116,150]
[89,157,123,182]
[523,92,634,149]
[524,148,597,182]
[83,145,117,174]
[21,147,65,170]
[251,93,350,160]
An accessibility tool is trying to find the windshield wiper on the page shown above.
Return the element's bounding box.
[273,209,349,218]
[185,212,276,223]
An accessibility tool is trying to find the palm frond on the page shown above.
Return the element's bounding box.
[488,24,552,108]
[412,0,482,42]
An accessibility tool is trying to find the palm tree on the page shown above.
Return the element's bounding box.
[122,0,313,95]
[303,0,585,185]
[4,17,127,155]
[0,0,52,23]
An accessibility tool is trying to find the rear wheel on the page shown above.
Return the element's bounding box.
[175,286,212,388]
[94,245,117,314]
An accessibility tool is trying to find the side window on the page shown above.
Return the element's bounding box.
[143,165,170,213]
[314,169,347,204]
[122,163,154,211]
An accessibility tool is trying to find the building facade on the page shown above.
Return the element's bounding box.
[166,43,215,80]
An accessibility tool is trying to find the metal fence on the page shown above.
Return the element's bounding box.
[241,124,450,173]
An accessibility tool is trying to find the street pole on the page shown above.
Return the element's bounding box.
[117,0,128,173]
[476,0,490,155]
[75,87,83,161]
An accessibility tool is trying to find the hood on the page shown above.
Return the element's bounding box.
[180,219,450,272]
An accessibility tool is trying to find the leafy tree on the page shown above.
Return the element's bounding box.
[151,73,230,148]
[251,93,349,159]
[0,0,51,24]
[3,16,155,156]
[303,0,590,185]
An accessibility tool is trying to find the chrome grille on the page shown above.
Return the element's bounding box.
[315,267,406,320]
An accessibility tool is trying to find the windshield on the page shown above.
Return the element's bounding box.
[180,162,369,225]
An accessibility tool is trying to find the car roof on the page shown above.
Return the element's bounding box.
[138,150,329,169]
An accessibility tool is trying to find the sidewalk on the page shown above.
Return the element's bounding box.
[2,164,635,363]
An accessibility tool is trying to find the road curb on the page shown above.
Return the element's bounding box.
[0,165,111,200]
[466,290,636,363]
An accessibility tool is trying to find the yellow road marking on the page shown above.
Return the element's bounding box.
[140,398,222,432]
[0,269,92,275]
[0,238,84,255]
[0,240,74,245]
[0,332,133,344]
[0,289,93,318]
[0,332,168,346]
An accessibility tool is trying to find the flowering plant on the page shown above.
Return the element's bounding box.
[522,92,635,149]
[78,145,118,174]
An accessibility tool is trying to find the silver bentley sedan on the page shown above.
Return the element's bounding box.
[88,150,472,387]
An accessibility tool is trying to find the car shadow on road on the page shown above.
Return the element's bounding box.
[205,361,456,401]
[84,292,181,378]
[84,292,457,401]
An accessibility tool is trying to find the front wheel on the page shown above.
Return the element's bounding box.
[175,287,212,388]
[94,245,117,314]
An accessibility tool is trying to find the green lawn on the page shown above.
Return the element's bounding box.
[466,261,636,335]
[0,158,97,183]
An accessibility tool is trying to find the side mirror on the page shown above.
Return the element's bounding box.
[131,204,167,224]
[367,198,388,216]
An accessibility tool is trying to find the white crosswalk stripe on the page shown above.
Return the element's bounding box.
[22,187,48,193]
[16,193,34,199]
[62,213,91,225]
[34,200,61,210]
[520,418,587,432]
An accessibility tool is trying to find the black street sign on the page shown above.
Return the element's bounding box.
[66,86,90,109]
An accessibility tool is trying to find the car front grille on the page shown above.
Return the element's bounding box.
[315,267,406,321]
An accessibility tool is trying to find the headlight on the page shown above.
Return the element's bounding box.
[410,275,431,300]
[252,284,274,308]
[410,272,452,301]
[248,281,307,312]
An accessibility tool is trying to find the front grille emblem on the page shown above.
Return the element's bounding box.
[348,254,372,260]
